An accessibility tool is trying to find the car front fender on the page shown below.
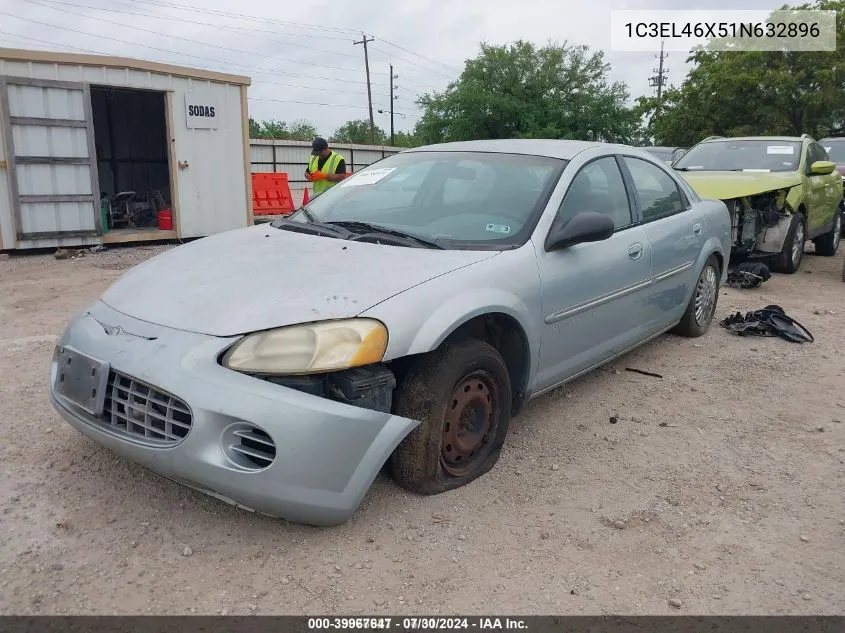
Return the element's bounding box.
[785,185,804,215]
[359,247,542,385]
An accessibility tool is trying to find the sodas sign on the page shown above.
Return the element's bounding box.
[185,93,219,129]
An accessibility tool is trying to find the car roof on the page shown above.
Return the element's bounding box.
[819,137,845,142]
[403,138,618,160]
[702,136,805,143]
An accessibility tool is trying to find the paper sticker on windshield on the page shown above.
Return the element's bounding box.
[766,145,794,155]
[340,167,395,187]
[486,223,511,235]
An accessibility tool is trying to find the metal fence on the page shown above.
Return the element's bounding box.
[249,139,406,203]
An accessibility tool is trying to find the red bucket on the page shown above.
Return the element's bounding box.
[157,209,173,231]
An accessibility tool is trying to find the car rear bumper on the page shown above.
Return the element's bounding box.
[49,301,418,526]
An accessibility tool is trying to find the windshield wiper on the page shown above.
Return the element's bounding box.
[325,221,447,249]
[270,217,350,239]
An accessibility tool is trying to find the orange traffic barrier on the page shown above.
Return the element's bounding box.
[302,187,309,205]
[252,173,295,215]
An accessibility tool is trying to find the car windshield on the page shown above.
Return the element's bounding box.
[822,140,845,163]
[642,147,675,163]
[283,150,565,249]
[674,140,802,172]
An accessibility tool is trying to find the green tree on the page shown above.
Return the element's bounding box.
[413,40,641,144]
[249,118,319,140]
[287,119,319,141]
[330,119,388,145]
[391,130,421,148]
[644,0,845,146]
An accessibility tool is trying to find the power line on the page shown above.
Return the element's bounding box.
[21,0,373,77]
[0,28,103,54]
[249,96,396,111]
[376,39,462,74]
[118,0,353,40]
[0,29,391,103]
[130,0,360,37]
[130,0,460,78]
[29,0,392,76]
[369,45,455,81]
[0,11,390,88]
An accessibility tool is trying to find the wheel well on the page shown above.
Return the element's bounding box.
[711,250,723,276]
[442,313,531,417]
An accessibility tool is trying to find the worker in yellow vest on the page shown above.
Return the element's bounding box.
[305,137,347,195]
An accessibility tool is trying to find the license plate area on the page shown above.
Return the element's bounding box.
[55,346,110,416]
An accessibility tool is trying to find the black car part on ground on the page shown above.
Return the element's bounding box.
[720,305,813,343]
[726,262,772,289]
[259,364,397,413]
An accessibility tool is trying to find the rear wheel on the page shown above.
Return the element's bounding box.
[390,339,512,495]
[771,212,806,274]
[673,254,720,338]
[813,211,841,257]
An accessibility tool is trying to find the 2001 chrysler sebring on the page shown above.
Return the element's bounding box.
[51,140,731,526]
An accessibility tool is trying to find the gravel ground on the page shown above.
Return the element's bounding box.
[1,242,844,616]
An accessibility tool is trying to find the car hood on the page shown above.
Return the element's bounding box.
[677,170,802,200]
[101,224,499,337]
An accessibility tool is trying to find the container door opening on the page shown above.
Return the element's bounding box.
[90,86,173,239]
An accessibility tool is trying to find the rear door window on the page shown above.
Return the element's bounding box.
[622,157,686,222]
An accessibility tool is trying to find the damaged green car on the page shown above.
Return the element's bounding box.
[674,135,842,273]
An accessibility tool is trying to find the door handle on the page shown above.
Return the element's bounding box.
[627,243,643,260]
[692,223,702,236]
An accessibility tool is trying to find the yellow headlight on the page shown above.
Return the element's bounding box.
[222,319,388,375]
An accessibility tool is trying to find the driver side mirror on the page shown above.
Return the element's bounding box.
[810,160,836,176]
[545,212,615,251]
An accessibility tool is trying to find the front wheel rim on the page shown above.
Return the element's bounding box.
[833,214,841,250]
[440,371,500,477]
[694,265,718,326]
[792,219,805,265]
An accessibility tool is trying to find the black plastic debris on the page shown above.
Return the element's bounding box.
[626,367,663,378]
[726,262,772,289]
[720,304,814,343]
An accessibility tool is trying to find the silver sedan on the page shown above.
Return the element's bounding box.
[50,139,732,526]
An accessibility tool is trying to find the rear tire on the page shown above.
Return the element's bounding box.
[673,254,720,338]
[390,339,512,495]
[813,211,841,257]
[771,212,806,274]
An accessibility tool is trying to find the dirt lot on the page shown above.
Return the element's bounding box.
[0,243,844,616]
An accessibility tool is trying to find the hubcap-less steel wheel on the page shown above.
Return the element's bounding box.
[694,265,718,326]
[441,371,499,477]
[792,219,805,265]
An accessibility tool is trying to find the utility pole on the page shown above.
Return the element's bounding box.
[353,32,376,144]
[648,40,669,109]
[389,64,399,146]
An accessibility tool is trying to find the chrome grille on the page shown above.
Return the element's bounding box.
[100,371,192,445]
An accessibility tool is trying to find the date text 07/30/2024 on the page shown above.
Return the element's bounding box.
[307,618,529,630]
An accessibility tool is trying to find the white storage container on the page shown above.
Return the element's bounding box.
[0,48,252,250]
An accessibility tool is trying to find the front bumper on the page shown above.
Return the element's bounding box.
[49,301,418,526]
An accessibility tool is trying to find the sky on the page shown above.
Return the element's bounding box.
[0,0,788,140]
